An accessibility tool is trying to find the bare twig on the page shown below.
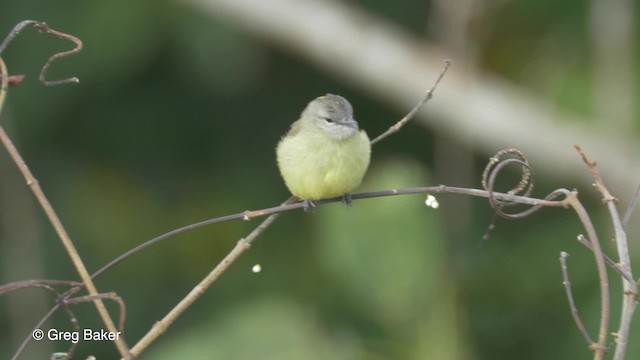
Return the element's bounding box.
[32,22,83,86]
[12,304,60,360]
[65,292,127,331]
[89,208,277,280]
[0,280,82,295]
[481,146,610,359]
[0,20,82,86]
[370,59,451,145]
[127,209,289,357]
[574,144,637,360]
[564,190,609,359]
[0,279,122,360]
[128,237,251,356]
[576,235,634,284]
[560,251,595,346]
[0,20,37,55]
[0,57,129,357]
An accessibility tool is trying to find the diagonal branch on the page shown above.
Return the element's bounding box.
[574,144,637,360]
[0,57,130,358]
[564,190,609,359]
[371,59,451,145]
[560,252,595,346]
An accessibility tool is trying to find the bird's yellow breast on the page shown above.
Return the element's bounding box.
[276,127,370,200]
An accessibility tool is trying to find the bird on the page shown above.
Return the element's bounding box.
[276,94,371,208]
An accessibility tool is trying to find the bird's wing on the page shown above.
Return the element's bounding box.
[286,119,303,137]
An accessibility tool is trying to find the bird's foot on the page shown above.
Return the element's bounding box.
[303,200,316,213]
[342,193,353,208]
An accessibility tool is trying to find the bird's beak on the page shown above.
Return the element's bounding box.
[345,117,359,129]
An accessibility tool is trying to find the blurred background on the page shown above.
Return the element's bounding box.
[1,0,639,359]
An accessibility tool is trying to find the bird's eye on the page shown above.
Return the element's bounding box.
[322,117,334,123]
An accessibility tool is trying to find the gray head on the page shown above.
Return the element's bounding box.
[303,94,359,140]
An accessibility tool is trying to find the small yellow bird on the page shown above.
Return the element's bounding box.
[276,94,371,205]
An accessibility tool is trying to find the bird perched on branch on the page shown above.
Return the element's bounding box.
[276,94,371,207]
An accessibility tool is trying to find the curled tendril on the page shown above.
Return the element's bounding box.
[483,149,535,218]
[482,149,572,220]
[0,20,82,86]
[482,148,533,195]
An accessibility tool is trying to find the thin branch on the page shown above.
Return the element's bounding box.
[86,185,566,284]
[12,303,60,360]
[564,190,609,359]
[2,280,119,360]
[89,210,267,280]
[0,280,82,295]
[576,235,634,284]
[0,20,82,85]
[560,251,595,346]
[13,296,81,360]
[65,292,127,331]
[128,238,250,357]
[0,20,38,55]
[0,58,130,358]
[53,294,82,360]
[370,59,451,145]
[574,144,637,360]
[32,22,83,86]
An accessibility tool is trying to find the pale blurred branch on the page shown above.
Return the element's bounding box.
[589,0,636,135]
[179,0,640,196]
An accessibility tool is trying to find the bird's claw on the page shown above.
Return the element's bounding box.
[342,194,353,207]
[303,200,316,213]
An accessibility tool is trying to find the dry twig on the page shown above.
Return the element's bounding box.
[0,22,130,359]
[574,144,637,360]
[560,252,595,346]
[0,20,82,85]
